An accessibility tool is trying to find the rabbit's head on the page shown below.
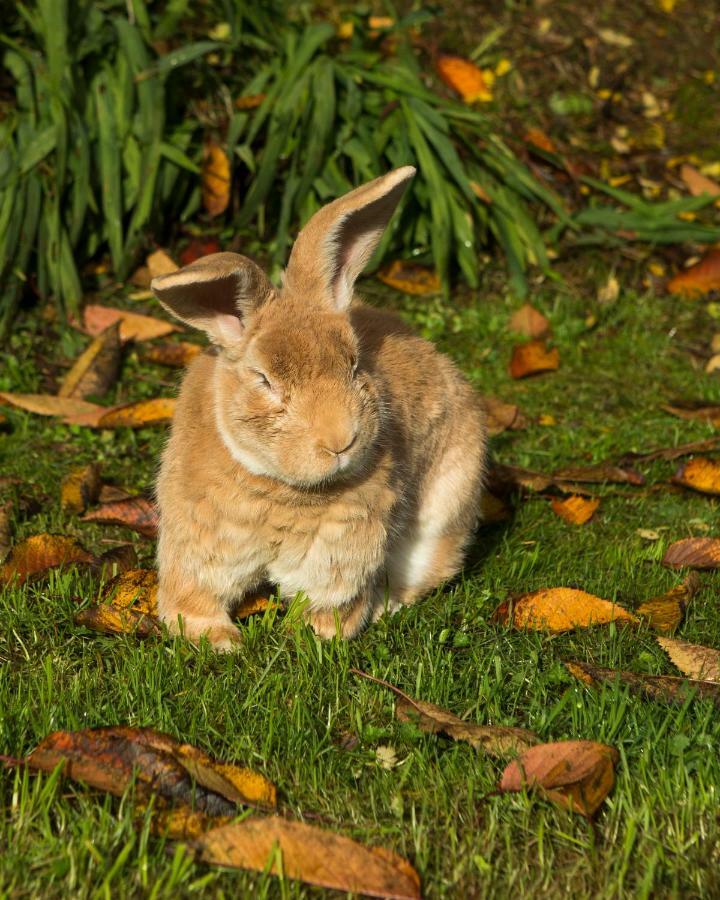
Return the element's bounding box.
[151,167,415,487]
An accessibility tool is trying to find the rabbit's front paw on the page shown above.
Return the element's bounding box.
[306,597,370,640]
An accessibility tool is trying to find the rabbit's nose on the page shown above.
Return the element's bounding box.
[319,431,357,456]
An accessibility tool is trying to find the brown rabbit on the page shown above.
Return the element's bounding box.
[151,167,486,649]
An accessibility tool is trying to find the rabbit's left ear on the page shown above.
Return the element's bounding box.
[283,166,415,311]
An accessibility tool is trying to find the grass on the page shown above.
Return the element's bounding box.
[1,255,720,897]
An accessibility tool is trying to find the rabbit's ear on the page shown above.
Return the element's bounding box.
[284,166,415,311]
[151,252,274,345]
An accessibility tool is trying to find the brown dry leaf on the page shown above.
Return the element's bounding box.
[553,462,645,485]
[565,660,720,707]
[396,697,539,758]
[81,497,159,538]
[83,305,180,343]
[0,392,106,425]
[662,402,720,427]
[0,500,12,562]
[436,54,492,102]
[144,806,232,841]
[636,573,700,634]
[192,817,420,899]
[74,604,161,639]
[509,340,559,379]
[524,128,557,154]
[672,457,720,495]
[485,462,555,495]
[663,538,720,569]
[680,164,720,198]
[147,249,179,279]
[75,568,159,638]
[144,341,202,368]
[492,587,638,633]
[235,594,277,619]
[620,436,720,464]
[657,636,720,683]
[483,396,529,436]
[377,260,441,295]
[59,323,121,399]
[26,727,276,815]
[478,491,512,524]
[95,544,139,576]
[499,740,618,817]
[98,484,135,503]
[550,495,600,525]
[1,534,94,585]
[202,142,231,217]
[666,249,720,298]
[97,398,176,429]
[235,93,266,110]
[179,237,222,267]
[61,464,102,514]
[509,303,550,339]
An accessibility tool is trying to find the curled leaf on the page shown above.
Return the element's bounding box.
[663,537,720,569]
[550,495,600,525]
[59,323,121,399]
[509,340,559,379]
[61,464,102,514]
[202,142,231,217]
[566,659,720,707]
[636,573,700,634]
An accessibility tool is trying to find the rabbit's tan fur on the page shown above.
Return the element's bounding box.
[152,167,486,649]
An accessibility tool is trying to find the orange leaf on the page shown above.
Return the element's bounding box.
[500,740,618,817]
[550,495,600,525]
[672,457,720,495]
[509,340,559,378]
[663,537,720,569]
[376,260,441,295]
[524,128,557,154]
[636,573,700,634]
[61,464,102,514]
[482,396,529,436]
[83,305,180,343]
[81,497,159,538]
[679,164,720,198]
[1,534,94,585]
[493,587,638,633]
[666,249,720,298]
[144,341,202,367]
[509,303,550,338]
[202,142,231,217]
[436,54,492,102]
[234,93,266,110]
[96,398,176,429]
[192,817,420,899]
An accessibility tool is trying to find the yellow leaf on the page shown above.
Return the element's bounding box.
[493,587,638,633]
[550,495,600,525]
[97,398,176,429]
[61,464,102,514]
[436,55,493,103]
[202,142,231,217]
[376,260,441,295]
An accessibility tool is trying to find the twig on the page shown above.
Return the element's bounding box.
[349,667,416,708]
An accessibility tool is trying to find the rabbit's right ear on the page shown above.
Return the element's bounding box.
[151,252,275,346]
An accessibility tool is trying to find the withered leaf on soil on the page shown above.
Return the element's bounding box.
[666,249,720,298]
[492,587,638,633]
[509,303,550,339]
[202,142,231,217]
[192,817,421,900]
[147,249,179,279]
[144,341,202,368]
[81,497,159,538]
[499,740,618,818]
[663,537,720,569]
[436,54,492,102]
[619,436,720,464]
[1,534,94,585]
[98,484,136,503]
[26,727,276,815]
[61,464,102,514]
[59,323,122,399]
[483,397,530,436]
[672,457,720,495]
[661,402,720,427]
[657,636,720,683]
[96,398,176,429]
[524,128,557,154]
[478,491,513,524]
[636,573,700,634]
[565,660,720,707]
[552,463,644,485]
[376,260,441,295]
[550,495,600,525]
[0,392,106,426]
[679,164,720,198]
[509,340,560,379]
[351,668,538,758]
[83,305,180,343]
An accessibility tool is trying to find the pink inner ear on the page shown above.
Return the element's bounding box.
[214,312,244,343]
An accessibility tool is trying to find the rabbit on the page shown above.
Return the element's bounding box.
[150,166,486,650]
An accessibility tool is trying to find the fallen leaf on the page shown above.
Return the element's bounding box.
[235,594,276,619]
[0,392,106,425]
[620,436,720,463]
[235,93,266,110]
[492,587,638,633]
[61,464,102,514]
[524,128,557,154]
[499,740,618,817]
[74,604,161,639]
[658,636,720,682]
[478,491,513,524]
[680,164,720,198]
[666,249,720,298]
[0,501,12,562]
[485,463,554,494]
[552,463,645,485]
[436,54,492,102]
[550,495,600,525]
[26,727,276,814]
[705,354,720,374]
[637,528,661,541]
[96,398,176,429]
[98,484,135,503]
[59,323,121,399]
[661,402,720,426]
[375,745,399,769]
[483,397,529,435]
[663,537,720,569]
[672,457,720,495]
[144,341,202,368]
[95,544,138,576]
[376,260,441,295]
[597,28,634,48]
[509,304,550,339]
[565,660,720,707]
[597,274,620,305]
[179,238,222,267]
[81,497,159,538]
[636,573,700,633]
[147,249,179,279]
[1,534,93,585]
[509,340,559,378]
[192,817,420,899]
[202,142,231,217]
[83,305,180,343]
